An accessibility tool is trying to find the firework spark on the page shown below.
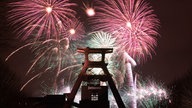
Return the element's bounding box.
[135,80,169,108]
[86,31,117,49]
[8,0,76,40]
[86,8,95,16]
[83,75,169,108]
[62,17,85,41]
[82,1,95,17]
[89,0,159,62]
[6,8,85,91]
[121,76,169,108]
[5,38,83,92]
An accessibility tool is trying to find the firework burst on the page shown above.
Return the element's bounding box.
[6,9,85,91]
[64,17,85,41]
[6,38,82,92]
[135,78,169,108]
[86,31,117,48]
[8,0,77,40]
[89,0,159,62]
[120,75,169,108]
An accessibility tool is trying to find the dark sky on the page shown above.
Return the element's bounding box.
[0,0,192,95]
[141,0,192,84]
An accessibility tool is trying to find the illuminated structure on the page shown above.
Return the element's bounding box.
[64,47,125,108]
[18,47,126,108]
[80,78,109,108]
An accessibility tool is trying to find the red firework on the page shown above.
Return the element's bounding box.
[89,0,160,62]
[8,0,77,40]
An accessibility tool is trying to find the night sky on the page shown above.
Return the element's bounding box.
[141,0,192,84]
[0,0,192,96]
